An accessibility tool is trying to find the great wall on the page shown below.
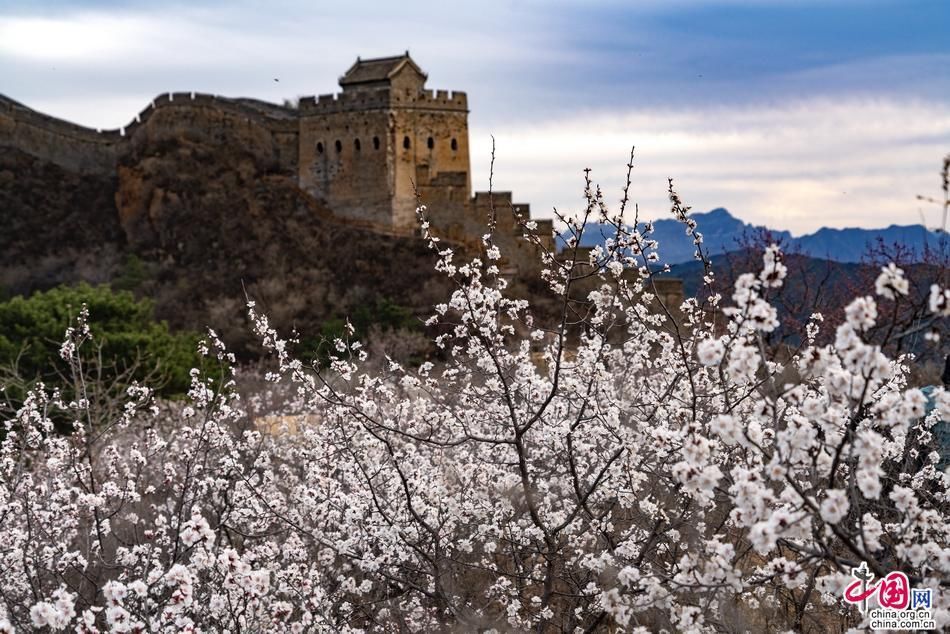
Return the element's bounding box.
[0,53,684,316]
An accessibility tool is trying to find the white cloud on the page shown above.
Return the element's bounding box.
[0,15,131,62]
[0,5,551,123]
[471,98,950,234]
[0,5,549,70]
[2,3,948,236]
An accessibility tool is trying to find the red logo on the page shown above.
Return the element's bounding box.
[844,563,911,612]
[878,572,910,609]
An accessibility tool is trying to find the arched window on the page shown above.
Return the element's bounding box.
[403,136,411,150]
[427,136,434,150]
[316,142,324,154]
[373,136,380,150]
[354,138,361,151]
[335,140,342,153]
[451,138,458,151]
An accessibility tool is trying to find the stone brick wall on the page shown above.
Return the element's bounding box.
[0,95,122,175]
[392,104,470,231]
[298,102,393,227]
[0,93,299,177]
[295,85,471,232]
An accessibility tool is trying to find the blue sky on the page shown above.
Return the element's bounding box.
[1,0,948,233]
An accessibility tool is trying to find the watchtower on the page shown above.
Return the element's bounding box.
[297,53,471,232]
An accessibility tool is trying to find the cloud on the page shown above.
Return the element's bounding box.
[1,1,948,235]
[0,15,139,62]
[0,4,552,122]
[470,98,950,234]
[0,3,552,72]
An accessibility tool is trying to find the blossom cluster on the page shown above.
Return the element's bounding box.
[0,193,947,632]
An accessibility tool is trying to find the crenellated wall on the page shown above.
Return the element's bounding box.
[0,95,122,175]
[0,92,301,176]
[125,93,298,173]
[298,88,467,116]
[121,92,299,141]
[0,79,561,278]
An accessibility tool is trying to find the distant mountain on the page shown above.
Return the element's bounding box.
[794,224,942,262]
[570,208,944,265]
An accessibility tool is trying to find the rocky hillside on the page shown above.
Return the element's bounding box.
[1,130,457,357]
[0,147,124,289]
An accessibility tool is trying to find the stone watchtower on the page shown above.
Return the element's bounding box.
[297,53,471,232]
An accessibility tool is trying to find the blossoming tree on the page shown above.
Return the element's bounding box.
[1,162,948,632]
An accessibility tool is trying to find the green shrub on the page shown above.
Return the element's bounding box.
[0,283,208,400]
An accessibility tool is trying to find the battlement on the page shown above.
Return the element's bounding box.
[403,89,468,110]
[299,87,467,116]
[0,89,306,176]
[299,90,391,114]
[121,92,299,138]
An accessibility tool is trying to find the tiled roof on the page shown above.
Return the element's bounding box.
[339,53,426,87]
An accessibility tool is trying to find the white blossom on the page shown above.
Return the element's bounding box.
[0,207,944,633]
[696,337,726,366]
[845,296,877,331]
[929,284,950,316]
[820,489,849,524]
[875,263,909,299]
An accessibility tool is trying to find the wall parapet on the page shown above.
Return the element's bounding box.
[1,91,301,151]
[120,92,299,139]
[1,91,303,175]
[298,87,467,116]
[0,94,123,145]
[3,84,465,156]
[410,89,467,110]
[299,89,392,115]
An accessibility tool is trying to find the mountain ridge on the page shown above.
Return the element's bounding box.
[573,207,944,265]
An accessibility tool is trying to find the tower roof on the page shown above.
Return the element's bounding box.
[339,53,427,88]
